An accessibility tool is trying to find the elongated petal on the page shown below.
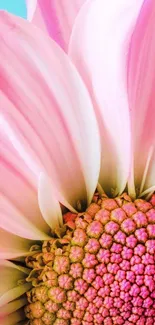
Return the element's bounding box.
[26,0,37,20]
[69,0,143,195]
[127,0,155,196]
[0,228,33,259]
[0,260,30,307]
[0,12,100,209]
[0,283,31,308]
[0,128,51,240]
[0,309,25,325]
[26,0,86,51]
[0,194,50,241]
[38,173,63,230]
[144,150,155,195]
[0,297,27,317]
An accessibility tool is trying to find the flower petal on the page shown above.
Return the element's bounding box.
[38,173,63,229]
[127,0,155,196]
[0,260,30,307]
[0,127,51,240]
[0,297,27,317]
[0,309,25,325]
[0,283,31,308]
[69,0,143,195]
[26,0,37,21]
[0,12,100,209]
[144,150,155,195]
[0,228,33,259]
[0,194,50,241]
[26,0,86,51]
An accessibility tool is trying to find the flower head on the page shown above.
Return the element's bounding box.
[0,0,155,324]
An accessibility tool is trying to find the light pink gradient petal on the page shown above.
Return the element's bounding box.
[0,194,50,240]
[69,0,143,195]
[0,12,100,209]
[0,127,50,240]
[26,0,37,20]
[0,228,33,259]
[144,150,155,196]
[26,0,86,51]
[38,173,63,229]
[127,0,155,196]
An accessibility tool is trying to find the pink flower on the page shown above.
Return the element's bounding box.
[0,0,155,324]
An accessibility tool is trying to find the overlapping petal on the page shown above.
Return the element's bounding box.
[0,297,27,318]
[69,0,144,196]
[0,228,34,259]
[127,0,155,197]
[0,297,27,317]
[0,260,31,308]
[38,173,63,229]
[0,309,25,325]
[26,0,86,51]
[0,128,51,240]
[0,12,100,210]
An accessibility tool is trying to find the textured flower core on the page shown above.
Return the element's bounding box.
[24,193,155,325]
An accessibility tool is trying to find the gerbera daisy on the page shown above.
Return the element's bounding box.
[0,0,155,324]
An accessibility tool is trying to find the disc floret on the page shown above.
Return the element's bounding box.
[25,193,155,324]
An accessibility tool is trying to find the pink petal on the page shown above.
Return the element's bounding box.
[0,12,100,209]
[38,173,63,229]
[26,0,86,51]
[144,150,155,195]
[0,228,33,259]
[0,194,49,241]
[69,0,143,195]
[0,128,50,240]
[26,0,37,20]
[127,0,155,196]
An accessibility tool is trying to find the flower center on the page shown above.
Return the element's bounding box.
[24,193,155,325]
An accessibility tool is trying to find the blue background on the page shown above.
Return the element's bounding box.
[0,0,26,18]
